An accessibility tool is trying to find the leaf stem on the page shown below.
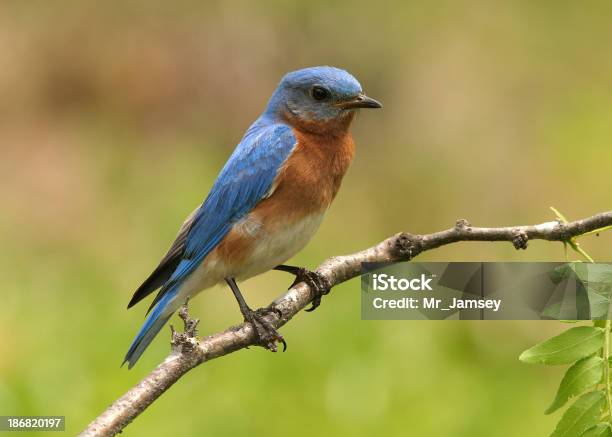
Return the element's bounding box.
[604,319,612,420]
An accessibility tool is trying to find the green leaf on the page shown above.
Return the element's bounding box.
[519,326,605,365]
[546,356,604,414]
[543,264,612,319]
[542,302,564,320]
[551,264,574,284]
[551,391,605,437]
[587,288,612,319]
[571,263,612,285]
[581,423,612,437]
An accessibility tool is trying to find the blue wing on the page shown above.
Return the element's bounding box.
[167,122,297,291]
[124,121,297,368]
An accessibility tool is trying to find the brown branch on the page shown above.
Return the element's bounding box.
[80,210,612,437]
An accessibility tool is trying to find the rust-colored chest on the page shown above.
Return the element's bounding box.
[255,127,355,222]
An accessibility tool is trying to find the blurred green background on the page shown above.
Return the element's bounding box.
[1,1,611,436]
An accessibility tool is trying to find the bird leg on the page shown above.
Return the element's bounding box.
[225,277,286,352]
[274,265,331,312]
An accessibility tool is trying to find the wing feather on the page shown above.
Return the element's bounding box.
[126,208,198,308]
[127,122,297,310]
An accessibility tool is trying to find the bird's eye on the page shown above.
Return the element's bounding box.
[311,86,330,101]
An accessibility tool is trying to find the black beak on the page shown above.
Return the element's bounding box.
[338,93,383,109]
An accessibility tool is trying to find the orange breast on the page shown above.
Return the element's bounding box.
[253,126,356,223]
[211,123,356,272]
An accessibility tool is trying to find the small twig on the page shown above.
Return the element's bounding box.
[80,210,612,437]
[170,301,199,355]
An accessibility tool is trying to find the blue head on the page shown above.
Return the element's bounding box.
[264,66,381,126]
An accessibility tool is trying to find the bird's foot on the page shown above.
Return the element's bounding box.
[244,307,287,352]
[276,265,331,312]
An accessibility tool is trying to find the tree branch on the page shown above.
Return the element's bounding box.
[80,211,612,437]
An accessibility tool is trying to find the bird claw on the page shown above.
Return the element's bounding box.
[289,268,331,312]
[244,307,287,352]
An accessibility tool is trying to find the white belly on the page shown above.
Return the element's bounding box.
[235,212,324,279]
[176,212,324,301]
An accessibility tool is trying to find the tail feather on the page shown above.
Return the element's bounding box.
[123,290,178,369]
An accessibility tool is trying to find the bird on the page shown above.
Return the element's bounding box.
[123,66,382,368]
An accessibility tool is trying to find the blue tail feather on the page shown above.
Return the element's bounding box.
[123,289,179,369]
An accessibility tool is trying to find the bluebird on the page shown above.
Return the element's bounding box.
[124,66,381,368]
